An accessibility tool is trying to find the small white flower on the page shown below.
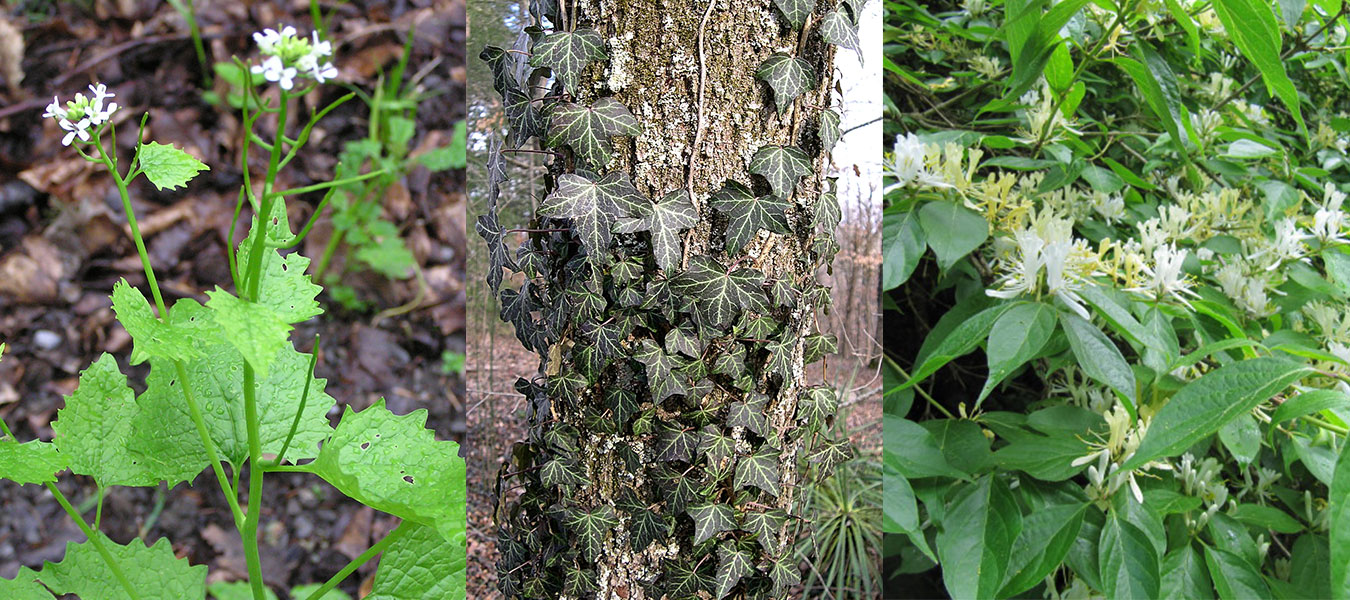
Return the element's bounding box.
[59,117,91,146]
[1128,244,1198,306]
[252,56,297,90]
[252,25,338,89]
[42,95,65,120]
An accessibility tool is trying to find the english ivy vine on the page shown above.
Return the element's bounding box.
[478,0,860,597]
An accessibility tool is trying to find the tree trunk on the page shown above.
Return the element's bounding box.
[480,0,850,597]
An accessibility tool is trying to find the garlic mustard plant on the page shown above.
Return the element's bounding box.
[0,25,464,600]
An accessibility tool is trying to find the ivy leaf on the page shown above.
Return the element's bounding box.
[655,423,698,462]
[529,28,607,95]
[665,560,712,597]
[749,145,812,199]
[608,388,640,425]
[539,173,649,266]
[804,332,838,363]
[503,86,544,147]
[367,522,466,600]
[563,565,598,597]
[819,9,861,57]
[769,279,799,308]
[709,181,790,254]
[547,98,642,168]
[565,504,619,561]
[818,109,842,155]
[475,207,513,293]
[657,467,701,514]
[635,339,689,401]
[672,256,770,330]
[715,543,755,599]
[135,141,209,191]
[687,503,736,546]
[772,0,815,28]
[541,457,588,487]
[0,439,67,485]
[810,437,853,472]
[798,386,838,426]
[734,446,781,496]
[111,280,206,365]
[615,190,699,271]
[769,552,802,594]
[304,400,466,543]
[52,354,159,487]
[743,509,787,553]
[765,338,795,381]
[737,313,780,339]
[756,54,815,114]
[610,256,644,284]
[728,393,769,436]
[665,325,704,358]
[698,425,737,465]
[205,288,290,377]
[628,506,670,551]
[41,534,207,600]
[713,344,747,378]
[815,187,842,238]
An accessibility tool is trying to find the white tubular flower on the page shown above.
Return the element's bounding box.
[885,133,951,191]
[1128,244,1198,307]
[251,25,339,89]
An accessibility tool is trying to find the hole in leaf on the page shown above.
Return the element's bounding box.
[403,475,414,484]
[360,442,370,450]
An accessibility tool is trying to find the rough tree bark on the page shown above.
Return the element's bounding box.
[482,0,848,597]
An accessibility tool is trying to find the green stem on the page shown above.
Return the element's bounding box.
[45,482,140,600]
[239,90,290,600]
[241,366,267,600]
[314,227,344,283]
[94,132,245,527]
[272,334,320,467]
[278,169,388,197]
[882,352,956,419]
[303,521,412,600]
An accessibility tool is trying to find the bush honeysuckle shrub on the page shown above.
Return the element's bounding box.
[886,1,1350,598]
[477,0,858,597]
[0,25,465,600]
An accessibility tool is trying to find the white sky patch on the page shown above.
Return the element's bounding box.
[827,0,883,222]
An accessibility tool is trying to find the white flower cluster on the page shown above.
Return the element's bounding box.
[885,133,952,191]
[251,26,339,90]
[986,212,1100,319]
[42,83,119,146]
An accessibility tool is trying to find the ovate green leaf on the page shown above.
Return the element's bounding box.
[917,200,988,271]
[979,302,1055,404]
[204,288,291,377]
[1099,510,1161,600]
[1122,358,1311,470]
[935,475,1021,599]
